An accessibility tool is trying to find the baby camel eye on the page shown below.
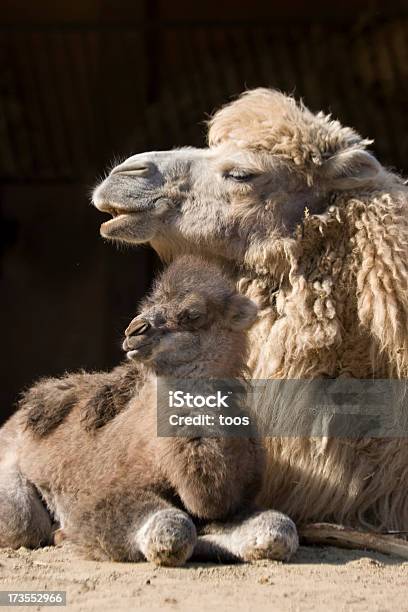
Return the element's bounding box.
[177,308,204,325]
[186,311,201,320]
[223,169,257,182]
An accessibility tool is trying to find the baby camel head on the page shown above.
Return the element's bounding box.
[122,256,257,376]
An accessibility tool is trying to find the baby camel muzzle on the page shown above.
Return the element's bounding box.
[126,319,152,337]
[123,318,154,357]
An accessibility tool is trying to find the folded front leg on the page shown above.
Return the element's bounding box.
[194,510,299,562]
[64,489,197,566]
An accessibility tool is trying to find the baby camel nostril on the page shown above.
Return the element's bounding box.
[111,161,157,178]
[126,320,151,338]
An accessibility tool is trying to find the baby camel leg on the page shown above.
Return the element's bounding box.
[194,510,299,562]
[65,489,197,566]
[0,463,52,549]
[136,506,197,566]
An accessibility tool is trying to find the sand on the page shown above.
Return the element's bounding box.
[0,544,407,611]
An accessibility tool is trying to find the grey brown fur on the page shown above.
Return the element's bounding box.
[22,364,143,436]
[0,256,298,565]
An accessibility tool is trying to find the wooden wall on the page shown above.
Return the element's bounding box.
[1,0,407,421]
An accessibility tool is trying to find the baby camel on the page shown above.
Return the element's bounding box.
[0,256,298,566]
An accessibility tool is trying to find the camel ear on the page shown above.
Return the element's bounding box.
[226,295,258,330]
[322,149,381,189]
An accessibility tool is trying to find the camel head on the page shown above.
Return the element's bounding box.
[93,89,383,269]
[122,255,257,376]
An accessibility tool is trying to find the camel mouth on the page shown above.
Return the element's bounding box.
[100,213,138,230]
[125,342,154,360]
[99,205,151,233]
[100,204,142,218]
[96,199,161,243]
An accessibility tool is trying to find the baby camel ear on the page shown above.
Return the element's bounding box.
[322,149,382,189]
[226,294,258,331]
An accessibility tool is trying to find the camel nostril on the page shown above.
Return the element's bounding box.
[125,320,152,338]
[111,161,157,178]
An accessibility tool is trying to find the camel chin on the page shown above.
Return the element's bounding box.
[100,211,158,244]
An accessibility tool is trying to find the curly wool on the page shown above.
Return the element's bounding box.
[210,89,408,530]
[208,88,373,182]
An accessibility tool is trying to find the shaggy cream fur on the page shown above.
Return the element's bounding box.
[210,91,408,530]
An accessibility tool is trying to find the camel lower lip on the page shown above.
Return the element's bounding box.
[101,213,141,229]
[127,347,152,359]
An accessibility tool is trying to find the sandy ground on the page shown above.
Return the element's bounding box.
[0,544,407,612]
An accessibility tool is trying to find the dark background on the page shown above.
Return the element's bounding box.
[1,0,408,423]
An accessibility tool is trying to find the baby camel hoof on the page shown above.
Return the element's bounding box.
[240,510,299,562]
[137,509,197,567]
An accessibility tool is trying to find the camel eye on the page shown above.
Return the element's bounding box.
[187,311,201,320]
[178,308,204,325]
[182,309,202,321]
[224,169,257,182]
